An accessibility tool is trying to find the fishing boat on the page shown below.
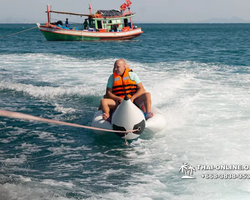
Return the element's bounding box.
[91,96,166,140]
[36,0,143,41]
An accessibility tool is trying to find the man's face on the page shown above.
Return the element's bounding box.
[114,61,126,76]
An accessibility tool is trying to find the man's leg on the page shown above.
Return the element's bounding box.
[134,92,154,119]
[101,98,117,120]
[98,94,108,110]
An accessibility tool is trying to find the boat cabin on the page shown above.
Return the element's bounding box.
[87,10,135,32]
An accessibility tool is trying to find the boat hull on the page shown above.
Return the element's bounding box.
[37,24,143,41]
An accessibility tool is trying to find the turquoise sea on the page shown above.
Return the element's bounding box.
[0,23,250,200]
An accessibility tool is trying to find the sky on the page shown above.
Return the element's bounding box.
[1,0,250,23]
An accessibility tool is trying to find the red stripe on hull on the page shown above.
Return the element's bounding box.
[99,33,142,40]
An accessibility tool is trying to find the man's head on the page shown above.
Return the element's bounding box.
[114,59,126,75]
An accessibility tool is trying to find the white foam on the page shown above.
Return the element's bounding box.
[1,54,250,199]
[0,182,70,200]
[18,175,32,182]
[47,145,91,156]
[54,103,76,114]
[0,53,113,99]
[41,179,74,188]
[15,142,42,154]
[0,82,98,99]
[2,154,27,164]
[84,60,250,200]
[38,131,58,141]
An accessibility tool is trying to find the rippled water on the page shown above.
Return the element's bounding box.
[0,23,250,200]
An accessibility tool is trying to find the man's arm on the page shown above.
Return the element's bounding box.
[105,74,123,102]
[106,88,123,102]
[128,72,145,102]
[130,82,146,102]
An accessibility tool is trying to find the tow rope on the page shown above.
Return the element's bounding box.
[0,26,37,39]
[0,109,138,135]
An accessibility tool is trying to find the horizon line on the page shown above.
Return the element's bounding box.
[1,22,250,24]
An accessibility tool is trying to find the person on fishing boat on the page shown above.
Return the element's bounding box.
[84,19,89,29]
[101,59,154,121]
[65,18,69,28]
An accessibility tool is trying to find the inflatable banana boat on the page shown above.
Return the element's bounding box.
[91,96,166,140]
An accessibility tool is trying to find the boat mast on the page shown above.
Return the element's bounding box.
[89,3,92,15]
[47,4,50,25]
[126,0,133,29]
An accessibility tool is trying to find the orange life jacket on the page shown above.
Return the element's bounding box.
[112,68,137,99]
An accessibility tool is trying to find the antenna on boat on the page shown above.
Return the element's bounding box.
[120,0,133,30]
[126,0,133,29]
[126,0,132,13]
[46,4,50,25]
[89,3,92,15]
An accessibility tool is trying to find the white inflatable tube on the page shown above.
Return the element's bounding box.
[91,97,166,140]
[145,107,166,133]
[91,110,113,135]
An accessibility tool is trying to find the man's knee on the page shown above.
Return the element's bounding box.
[145,92,151,100]
[101,98,116,107]
[101,98,107,106]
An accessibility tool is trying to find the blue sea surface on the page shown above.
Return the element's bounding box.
[0,23,250,200]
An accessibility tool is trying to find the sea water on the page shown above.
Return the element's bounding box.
[0,23,250,199]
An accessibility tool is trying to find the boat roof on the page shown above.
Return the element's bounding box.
[97,10,123,17]
[48,10,93,17]
[47,9,134,19]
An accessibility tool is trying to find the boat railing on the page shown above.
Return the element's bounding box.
[93,13,134,19]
